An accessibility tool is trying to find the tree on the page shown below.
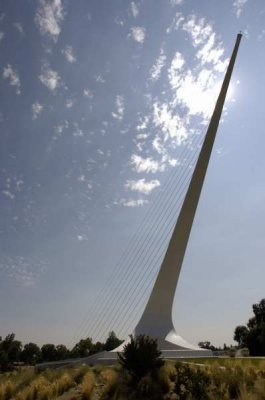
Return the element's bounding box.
[118,335,164,382]
[71,337,93,358]
[56,344,70,360]
[234,298,265,356]
[90,341,104,355]
[21,343,41,365]
[0,333,22,363]
[0,350,9,371]
[104,331,123,351]
[233,326,249,348]
[198,341,217,351]
[41,344,57,362]
[252,299,265,324]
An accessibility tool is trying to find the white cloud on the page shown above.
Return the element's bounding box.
[170,0,183,5]
[73,123,84,137]
[119,198,148,207]
[63,45,76,63]
[65,99,75,108]
[131,26,146,43]
[125,179,160,195]
[35,0,64,41]
[0,253,46,287]
[83,88,94,98]
[172,69,222,118]
[112,95,125,120]
[95,74,105,83]
[196,32,228,72]
[39,64,61,91]
[168,52,185,88]
[3,64,21,94]
[167,15,229,118]
[130,154,165,173]
[14,22,25,35]
[233,0,248,18]
[2,190,15,200]
[131,2,139,17]
[153,102,188,144]
[136,116,149,131]
[77,234,88,241]
[150,48,167,82]
[32,102,44,119]
[182,15,212,47]
[0,32,4,41]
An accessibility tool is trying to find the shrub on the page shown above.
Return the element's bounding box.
[174,363,210,400]
[118,335,164,383]
[0,380,14,400]
[100,368,119,398]
[54,373,74,396]
[241,348,250,357]
[80,371,95,400]
[158,362,176,394]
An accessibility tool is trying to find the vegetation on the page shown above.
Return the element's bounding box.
[234,298,265,356]
[0,331,123,371]
[118,335,164,382]
[0,359,264,400]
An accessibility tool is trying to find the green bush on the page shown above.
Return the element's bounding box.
[118,335,164,383]
[174,363,210,400]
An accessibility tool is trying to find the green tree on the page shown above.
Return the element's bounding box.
[118,335,164,382]
[234,298,265,356]
[0,350,9,371]
[56,344,70,360]
[104,331,123,351]
[21,343,41,365]
[71,337,93,357]
[233,326,249,348]
[41,344,57,362]
[0,333,22,363]
[198,341,217,351]
[90,341,104,355]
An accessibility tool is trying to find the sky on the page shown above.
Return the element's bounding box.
[0,0,265,349]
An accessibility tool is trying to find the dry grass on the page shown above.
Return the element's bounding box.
[0,359,265,400]
[100,368,119,398]
[0,380,14,400]
[80,371,95,400]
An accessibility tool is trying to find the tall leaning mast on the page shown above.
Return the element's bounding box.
[129,33,242,356]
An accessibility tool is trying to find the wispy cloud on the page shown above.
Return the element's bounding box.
[3,64,21,94]
[168,14,229,118]
[39,63,61,91]
[13,22,25,36]
[65,98,75,108]
[233,0,248,18]
[170,0,183,5]
[131,26,146,43]
[83,88,94,98]
[125,179,160,194]
[153,102,188,144]
[112,95,125,120]
[2,190,15,200]
[0,32,4,42]
[0,253,46,287]
[131,2,139,17]
[130,154,165,173]
[62,45,76,63]
[35,0,64,41]
[119,198,148,207]
[32,102,44,119]
[150,47,167,82]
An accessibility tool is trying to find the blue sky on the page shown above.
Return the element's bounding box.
[0,0,264,348]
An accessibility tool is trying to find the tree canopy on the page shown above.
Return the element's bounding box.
[234,298,265,356]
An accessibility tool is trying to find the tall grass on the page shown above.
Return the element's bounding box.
[80,371,95,400]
